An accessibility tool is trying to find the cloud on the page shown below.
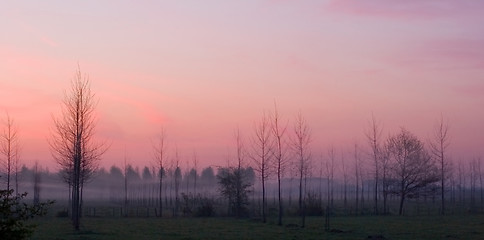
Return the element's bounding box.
[284,54,318,73]
[325,0,484,20]
[40,36,58,48]
[383,38,484,71]
[18,21,58,48]
[453,84,484,99]
[425,39,484,69]
[96,79,169,127]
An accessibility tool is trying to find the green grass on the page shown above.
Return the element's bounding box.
[29,214,484,240]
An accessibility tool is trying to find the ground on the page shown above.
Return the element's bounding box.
[29,214,484,240]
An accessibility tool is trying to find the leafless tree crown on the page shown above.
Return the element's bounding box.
[1,113,20,192]
[49,67,106,230]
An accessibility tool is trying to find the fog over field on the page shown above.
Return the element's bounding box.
[2,1,484,239]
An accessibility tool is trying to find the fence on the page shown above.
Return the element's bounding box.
[82,206,160,217]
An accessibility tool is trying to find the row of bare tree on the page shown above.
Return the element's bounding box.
[218,108,450,228]
[1,67,482,232]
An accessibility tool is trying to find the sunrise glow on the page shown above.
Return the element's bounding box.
[2,0,484,171]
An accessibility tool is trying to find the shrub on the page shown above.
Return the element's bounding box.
[305,192,323,216]
[56,209,69,218]
[181,193,194,216]
[195,196,215,217]
[0,189,54,240]
[180,193,216,217]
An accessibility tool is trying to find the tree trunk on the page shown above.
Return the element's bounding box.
[299,170,303,214]
[278,171,282,226]
[262,173,266,223]
[480,168,483,211]
[15,168,19,194]
[80,181,84,218]
[355,180,359,215]
[382,176,388,215]
[344,181,347,210]
[159,174,163,217]
[374,177,378,215]
[301,175,307,228]
[72,164,80,230]
[441,151,445,215]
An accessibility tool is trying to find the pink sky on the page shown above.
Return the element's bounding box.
[1,1,484,171]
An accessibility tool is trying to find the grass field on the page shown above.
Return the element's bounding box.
[29,214,484,240]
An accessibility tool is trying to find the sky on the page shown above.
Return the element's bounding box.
[1,0,484,172]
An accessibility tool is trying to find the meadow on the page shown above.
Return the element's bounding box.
[30,213,484,240]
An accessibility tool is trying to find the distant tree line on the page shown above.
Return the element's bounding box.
[2,67,484,234]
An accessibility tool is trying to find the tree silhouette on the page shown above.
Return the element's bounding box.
[50,67,106,230]
[217,167,253,218]
[429,115,451,215]
[33,162,41,205]
[250,111,273,223]
[1,113,20,194]
[365,114,382,215]
[153,127,167,217]
[292,112,311,228]
[385,128,439,215]
[271,103,288,226]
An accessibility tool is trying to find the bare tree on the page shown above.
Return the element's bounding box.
[365,114,382,215]
[123,151,128,216]
[184,159,190,194]
[173,148,181,217]
[319,154,324,211]
[326,147,336,210]
[292,112,311,228]
[217,128,252,218]
[353,144,361,215]
[234,128,246,218]
[341,151,349,210]
[385,128,439,215]
[323,147,335,232]
[470,159,478,211]
[292,113,311,227]
[457,162,464,204]
[153,127,167,217]
[14,150,20,194]
[360,167,366,208]
[192,150,198,195]
[167,164,174,207]
[33,162,41,205]
[449,167,456,207]
[50,67,106,230]
[235,128,246,171]
[477,158,484,211]
[1,113,20,193]
[271,103,288,226]
[380,143,391,214]
[250,111,273,223]
[429,115,451,215]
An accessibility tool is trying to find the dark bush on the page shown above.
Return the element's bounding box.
[305,192,323,216]
[0,189,54,240]
[56,209,69,218]
[181,193,215,217]
[181,193,194,216]
[195,197,215,217]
